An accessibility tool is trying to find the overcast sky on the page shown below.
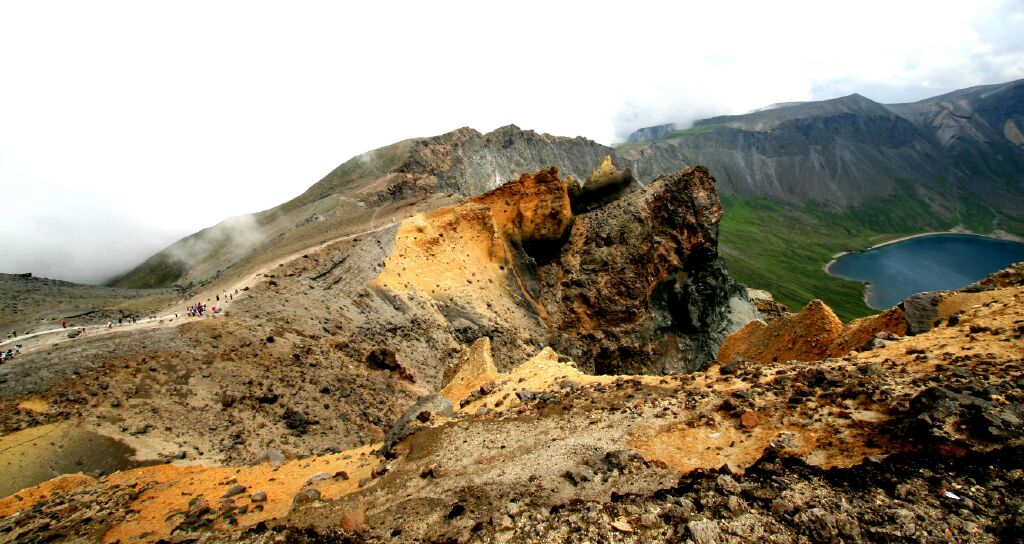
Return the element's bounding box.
[1,0,1022,284]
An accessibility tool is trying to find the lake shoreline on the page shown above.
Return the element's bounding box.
[824,230,1024,310]
[823,229,1020,275]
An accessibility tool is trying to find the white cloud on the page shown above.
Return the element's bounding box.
[0,0,1021,283]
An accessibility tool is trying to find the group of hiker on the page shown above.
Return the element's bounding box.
[2,332,22,364]
[107,316,138,328]
[0,289,244,366]
[189,291,236,317]
[0,345,20,363]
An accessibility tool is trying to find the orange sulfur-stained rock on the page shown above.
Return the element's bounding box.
[739,411,760,430]
[829,306,909,354]
[469,166,574,244]
[440,337,498,405]
[718,299,844,364]
[718,299,917,365]
[340,507,367,531]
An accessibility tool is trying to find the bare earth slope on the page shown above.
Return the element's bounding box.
[0,159,753,490]
[1,272,1022,542]
[0,273,178,337]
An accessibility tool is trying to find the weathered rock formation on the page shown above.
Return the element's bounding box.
[572,155,639,212]
[717,264,1024,365]
[370,160,756,375]
[538,165,753,374]
[717,299,908,364]
[112,125,618,290]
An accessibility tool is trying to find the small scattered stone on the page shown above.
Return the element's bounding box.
[739,411,759,430]
[292,488,320,505]
[305,472,332,486]
[794,507,839,541]
[688,519,723,544]
[222,484,246,498]
[610,518,634,533]
[340,508,367,531]
[564,466,596,486]
[250,448,285,468]
[717,474,742,495]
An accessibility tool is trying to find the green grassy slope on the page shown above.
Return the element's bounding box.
[718,182,1017,322]
[719,196,874,321]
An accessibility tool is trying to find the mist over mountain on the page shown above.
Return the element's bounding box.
[114,79,1024,299]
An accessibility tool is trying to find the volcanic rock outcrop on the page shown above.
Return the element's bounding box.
[718,298,917,364]
[372,160,755,375]
[538,165,754,373]
[572,155,639,212]
[113,126,618,290]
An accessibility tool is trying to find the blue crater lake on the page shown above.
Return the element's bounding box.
[826,233,1024,310]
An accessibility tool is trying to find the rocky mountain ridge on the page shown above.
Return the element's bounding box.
[0,159,756,480]
[111,126,619,291]
[621,79,1024,219]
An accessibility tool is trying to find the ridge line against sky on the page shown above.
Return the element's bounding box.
[1,0,1022,284]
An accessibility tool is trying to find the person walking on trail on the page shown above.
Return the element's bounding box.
[61,319,67,329]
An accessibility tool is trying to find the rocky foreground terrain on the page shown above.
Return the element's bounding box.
[0,156,1022,543]
[1,264,1023,543]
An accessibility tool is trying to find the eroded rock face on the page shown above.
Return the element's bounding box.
[717,299,910,364]
[573,155,638,212]
[369,162,755,375]
[537,165,754,374]
[718,299,844,364]
[468,166,574,245]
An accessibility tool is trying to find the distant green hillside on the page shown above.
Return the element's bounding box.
[107,253,186,289]
[718,182,1022,321]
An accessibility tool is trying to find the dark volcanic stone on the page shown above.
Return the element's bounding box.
[900,292,943,335]
[536,166,756,375]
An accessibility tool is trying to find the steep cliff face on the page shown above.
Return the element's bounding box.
[625,122,677,143]
[620,79,1024,217]
[113,126,620,290]
[536,165,754,374]
[364,161,755,376]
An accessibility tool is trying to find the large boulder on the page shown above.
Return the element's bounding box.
[537,166,757,374]
[572,155,638,212]
[377,394,454,457]
[440,337,498,405]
